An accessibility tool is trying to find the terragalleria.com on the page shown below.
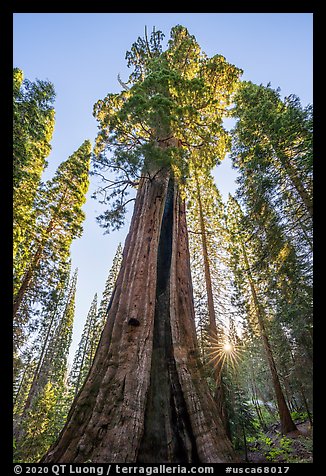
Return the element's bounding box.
[50,465,214,476]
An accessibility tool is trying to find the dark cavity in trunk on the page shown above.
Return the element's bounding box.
[137,177,199,463]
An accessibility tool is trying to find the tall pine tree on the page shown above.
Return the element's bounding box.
[226,195,297,435]
[14,269,77,463]
[13,68,56,358]
[186,164,231,434]
[68,294,98,398]
[13,141,91,361]
[68,244,123,403]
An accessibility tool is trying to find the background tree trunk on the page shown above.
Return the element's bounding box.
[194,174,230,439]
[241,243,297,435]
[41,168,234,463]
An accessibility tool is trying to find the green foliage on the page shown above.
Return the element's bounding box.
[14,379,74,463]
[14,382,57,463]
[227,81,313,425]
[290,411,310,422]
[13,141,91,361]
[68,294,98,398]
[246,430,313,463]
[13,68,56,189]
[246,432,294,462]
[258,406,278,427]
[231,81,313,245]
[92,25,242,231]
[264,435,293,462]
[68,244,123,399]
[95,243,123,333]
[229,392,259,450]
[14,267,77,462]
[13,68,56,305]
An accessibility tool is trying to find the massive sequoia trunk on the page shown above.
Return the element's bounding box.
[41,168,235,463]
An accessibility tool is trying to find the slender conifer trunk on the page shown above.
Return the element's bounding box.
[289,350,313,427]
[282,156,313,218]
[241,243,297,434]
[194,173,230,437]
[21,289,66,415]
[13,245,44,318]
[14,190,68,318]
[272,145,313,218]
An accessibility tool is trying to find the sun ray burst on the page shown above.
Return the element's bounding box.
[204,332,243,377]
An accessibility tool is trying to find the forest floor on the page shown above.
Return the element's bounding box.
[238,420,313,463]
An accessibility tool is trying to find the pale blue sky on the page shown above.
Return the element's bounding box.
[13,13,313,363]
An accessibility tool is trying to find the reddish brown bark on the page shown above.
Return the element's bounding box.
[194,173,230,438]
[13,244,44,318]
[241,243,297,435]
[194,174,216,335]
[279,152,313,218]
[41,167,235,463]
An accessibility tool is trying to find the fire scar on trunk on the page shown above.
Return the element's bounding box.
[41,169,234,463]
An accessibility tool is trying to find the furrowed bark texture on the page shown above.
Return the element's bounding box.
[42,168,234,463]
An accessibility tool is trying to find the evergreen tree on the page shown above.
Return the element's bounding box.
[42,25,242,464]
[14,264,71,415]
[14,269,77,463]
[230,84,313,421]
[93,243,123,349]
[13,349,38,418]
[226,195,297,434]
[68,294,98,398]
[231,81,313,242]
[13,68,55,189]
[186,166,227,338]
[13,68,56,322]
[186,165,231,433]
[37,268,77,397]
[16,382,57,463]
[68,244,122,406]
[13,141,91,357]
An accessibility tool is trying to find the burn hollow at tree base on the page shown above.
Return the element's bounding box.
[137,177,200,463]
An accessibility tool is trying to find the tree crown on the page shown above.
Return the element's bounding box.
[92,25,242,231]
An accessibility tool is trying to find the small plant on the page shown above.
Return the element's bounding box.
[264,436,273,447]
[280,436,292,452]
[290,411,309,422]
[264,436,292,462]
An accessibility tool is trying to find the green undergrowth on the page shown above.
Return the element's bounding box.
[245,419,313,463]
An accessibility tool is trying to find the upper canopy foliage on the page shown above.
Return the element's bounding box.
[13,68,56,189]
[231,81,313,177]
[92,25,242,231]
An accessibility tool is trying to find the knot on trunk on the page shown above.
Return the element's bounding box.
[128,317,140,327]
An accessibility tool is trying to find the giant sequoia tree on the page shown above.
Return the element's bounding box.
[42,25,242,463]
